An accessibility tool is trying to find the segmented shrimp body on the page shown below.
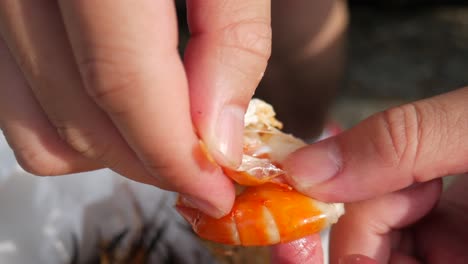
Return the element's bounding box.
[177,182,343,246]
[177,99,344,246]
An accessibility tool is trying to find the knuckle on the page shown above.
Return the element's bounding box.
[411,100,451,182]
[371,104,422,170]
[55,124,112,163]
[77,56,139,114]
[222,19,272,61]
[139,152,189,189]
[368,215,391,236]
[141,155,173,179]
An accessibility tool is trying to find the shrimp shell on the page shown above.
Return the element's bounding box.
[177,99,345,246]
[177,183,344,246]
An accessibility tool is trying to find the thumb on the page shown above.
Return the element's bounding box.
[284,87,468,202]
[270,235,324,264]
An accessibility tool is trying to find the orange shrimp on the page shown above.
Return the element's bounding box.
[176,99,344,246]
[177,182,343,246]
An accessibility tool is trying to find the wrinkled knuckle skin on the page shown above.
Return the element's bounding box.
[372,104,421,170]
[223,19,272,61]
[140,154,191,191]
[77,56,138,114]
[56,124,112,164]
[141,155,171,177]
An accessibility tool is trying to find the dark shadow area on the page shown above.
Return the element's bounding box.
[344,4,468,100]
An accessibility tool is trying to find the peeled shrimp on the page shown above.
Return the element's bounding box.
[176,99,344,246]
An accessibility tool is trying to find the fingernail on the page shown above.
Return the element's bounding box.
[180,194,226,219]
[285,139,341,189]
[209,105,244,168]
[339,254,377,264]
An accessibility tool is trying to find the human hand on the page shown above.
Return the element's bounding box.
[331,176,468,264]
[0,0,271,218]
[275,88,468,263]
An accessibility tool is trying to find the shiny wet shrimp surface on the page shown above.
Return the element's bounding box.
[176,99,344,246]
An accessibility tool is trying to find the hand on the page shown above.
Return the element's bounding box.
[0,0,271,218]
[277,87,468,262]
[409,177,468,263]
[332,176,468,264]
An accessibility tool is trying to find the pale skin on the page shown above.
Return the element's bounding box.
[0,0,272,219]
[1,1,467,264]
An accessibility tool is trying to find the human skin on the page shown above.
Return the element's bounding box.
[279,86,468,263]
[271,85,468,263]
[264,3,468,261]
[329,176,468,264]
[0,0,272,218]
[4,1,465,263]
[0,0,350,262]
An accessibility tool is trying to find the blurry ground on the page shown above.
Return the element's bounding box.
[175,3,468,263]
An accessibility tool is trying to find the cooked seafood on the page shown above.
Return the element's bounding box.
[177,99,344,246]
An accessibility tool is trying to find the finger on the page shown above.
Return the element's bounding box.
[329,180,441,263]
[0,33,99,175]
[284,88,468,201]
[58,0,235,217]
[413,176,468,262]
[185,0,271,167]
[339,254,378,264]
[270,235,323,264]
[0,0,157,186]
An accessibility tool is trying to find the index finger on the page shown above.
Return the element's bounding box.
[271,235,324,264]
[330,180,441,263]
[185,0,271,168]
[57,0,235,217]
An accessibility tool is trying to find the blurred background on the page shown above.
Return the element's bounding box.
[252,0,468,135]
[333,0,467,128]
